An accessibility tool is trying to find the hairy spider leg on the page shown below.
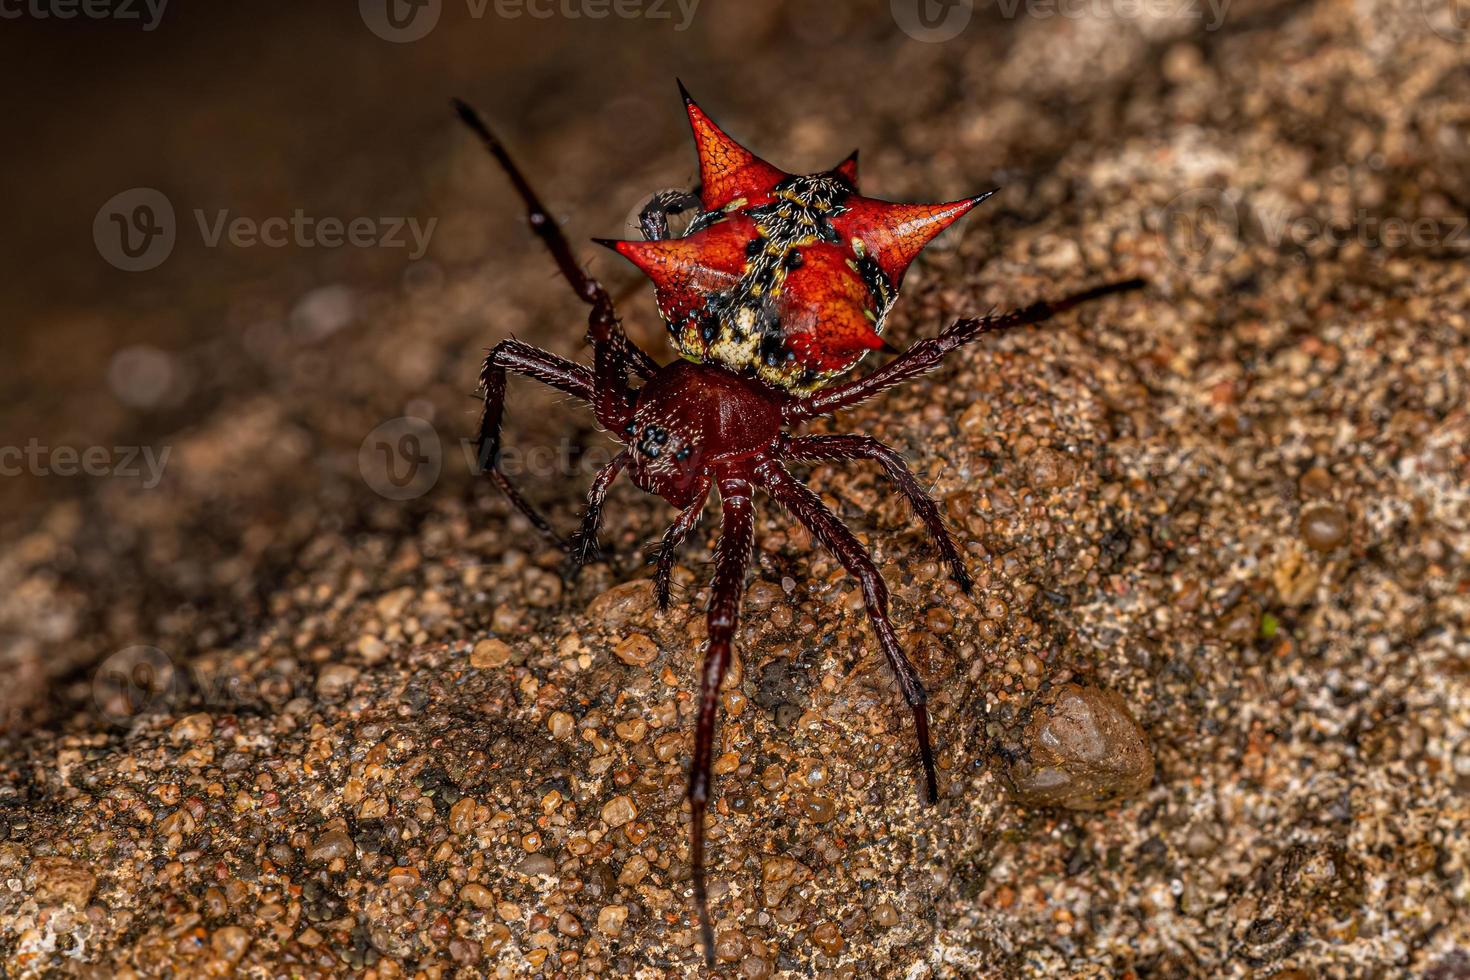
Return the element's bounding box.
[567,450,629,573]
[653,476,711,610]
[689,477,756,965]
[779,433,971,593]
[475,340,595,547]
[784,278,1148,423]
[457,99,658,551]
[453,99,658,385]
[756,459,940,803]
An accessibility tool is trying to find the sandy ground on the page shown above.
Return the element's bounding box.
[2,0,1468,976]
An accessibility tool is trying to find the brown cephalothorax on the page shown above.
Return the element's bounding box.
[455,89,1142,966]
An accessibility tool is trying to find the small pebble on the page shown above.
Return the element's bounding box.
[614,717,648,742]
[601,795,637,828]
[1216,600,1261,643]
[745,580,784,610]
[712,929,748,962]
[306,829,354,864]
[1298,466,1334,497]
[740,955,773,979]
[315,664,358,699]
[518,853,555,877]
[596,905,628,937]
[587,580,654,627]
[925,607,955,633]
[448,797,479,834]
[169,713,212,744]
[211,926,250,963]
[460,883,495,909]
[614,633,660,667]
[618,854,650,886]
[470,638,512,668]
[761,856,810,907]
[801,795,837,823]
[357,634,387,663]
[1008,684,1154,810]
[872,901,900,927]
[811,920,844,956]
[1300,503,1349,551]
[1027,447,1078,489]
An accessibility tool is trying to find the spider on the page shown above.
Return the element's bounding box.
[453,88,1142,965]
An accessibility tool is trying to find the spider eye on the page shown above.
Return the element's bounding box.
[634,424,673,460]
[674,447,691,461]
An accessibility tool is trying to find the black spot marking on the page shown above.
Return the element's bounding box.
[855,254,896,314]
[759,333,791,367]
[661,169,872,390]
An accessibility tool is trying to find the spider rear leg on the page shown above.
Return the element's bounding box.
[757,459,940,804]
[476,340,594,550]
[780,433,971,593]
[652,477,711,610]
[688,479,755,966]
[783,278,1146,424]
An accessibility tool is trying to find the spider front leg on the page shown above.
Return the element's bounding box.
[780,434,971,593]
[757,459,939,804]
[458,98,647,556]
[455,99,657,384]
[476,339,595,548]
[565,451,629,576]
[688,478,755,965]
[653,476,711,611]
[784,278,1146,423]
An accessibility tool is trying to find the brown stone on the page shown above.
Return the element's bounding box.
[1008,684,1154,810]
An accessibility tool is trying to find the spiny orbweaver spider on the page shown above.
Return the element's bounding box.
[454,86,1141,964]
